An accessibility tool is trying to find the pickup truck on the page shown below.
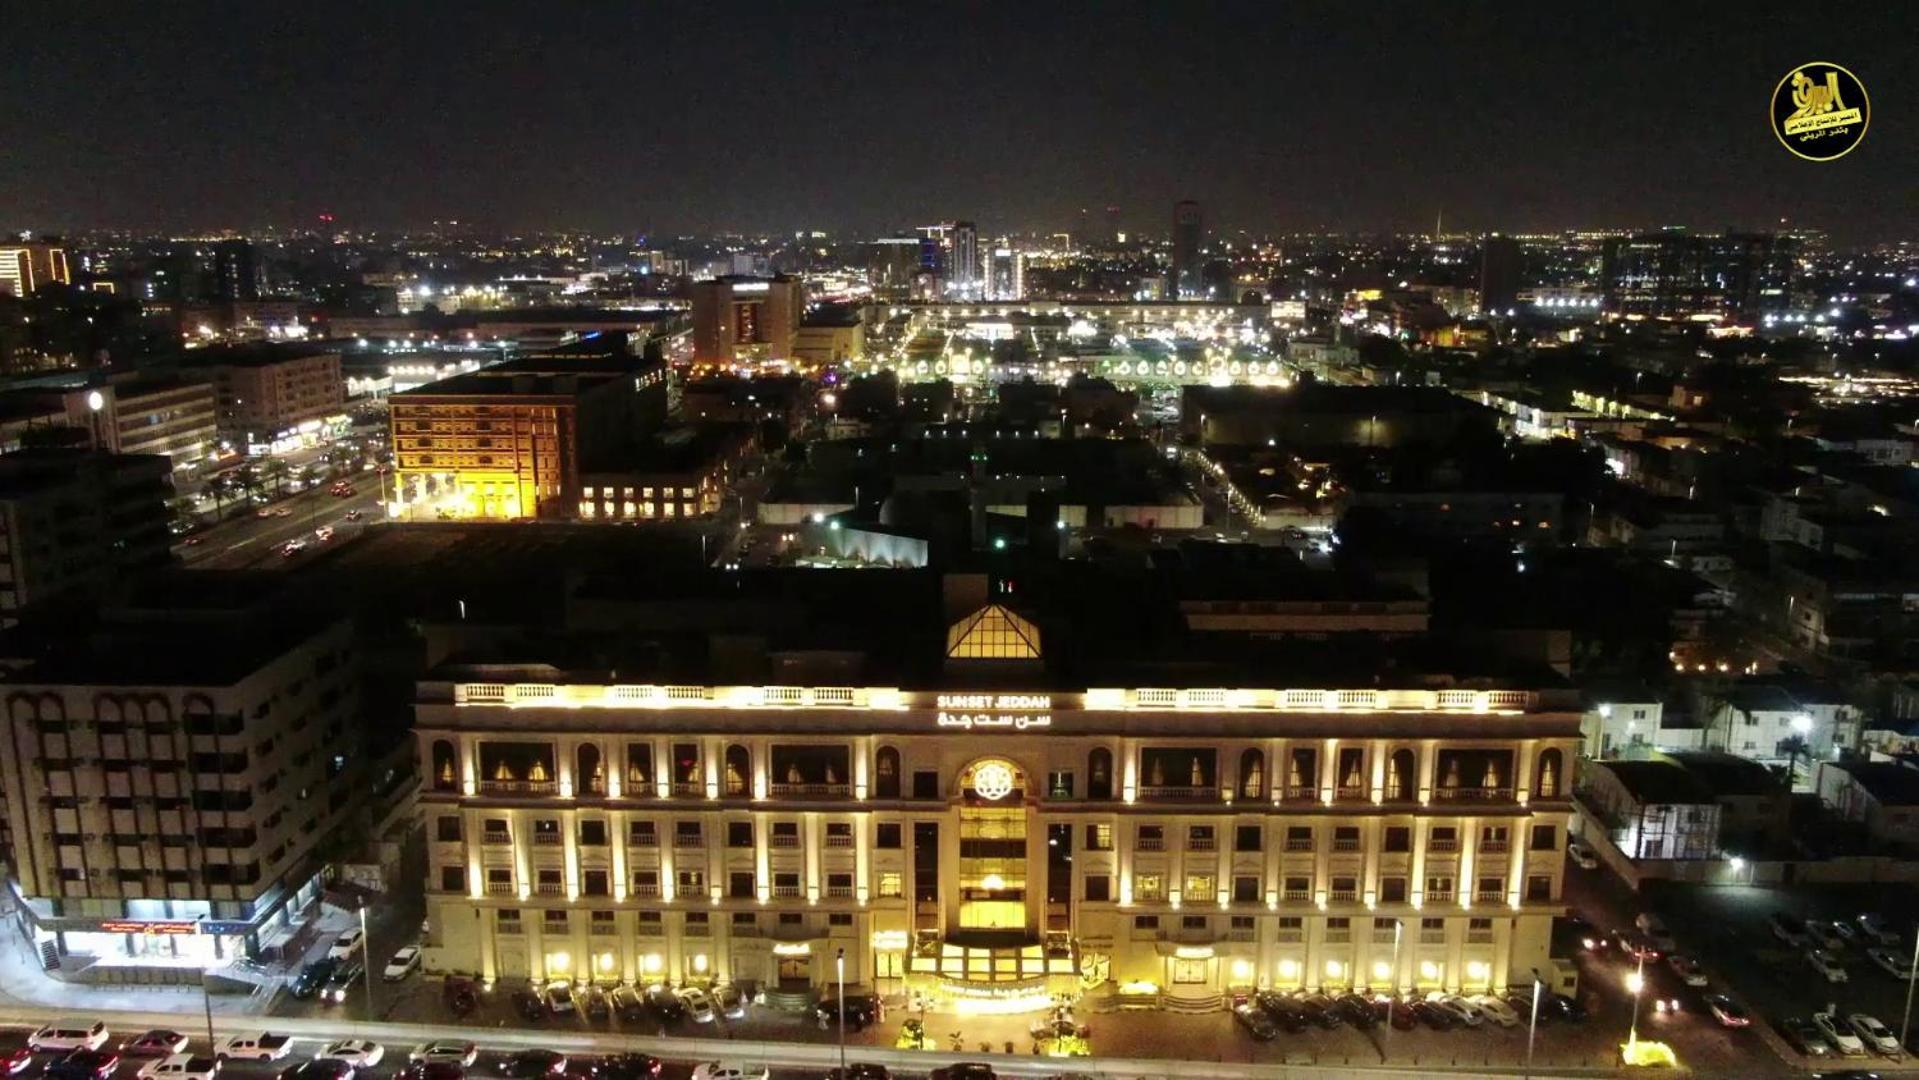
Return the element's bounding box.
[137,1055,222,1080]
[214,1035,293,1062]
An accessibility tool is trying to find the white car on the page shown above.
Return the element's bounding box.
[327,928,364,960]
[214,1034,293,1062]
[1847,1013,1901,1056]
[1807,921,1848,951]
[137,1055,221,1080]
[1469,994,1521,1027]
[1870,947,1916,979]
[1666,954,1708,987]
[1425,992,1482,1027]
[689,1064,768,1080]
[1770,913,1809,946]
[29,1022,109,1053]
[408,1043,476,1067]
[714,983,748,1019]
[314,1041,384,1070]
[382,946,421,982]
[1808,948,1849,983]
[1858,913,1902,948]
[1814,1011,1867,1056]
[681,987,717,1023]
[1567,841,1599,869]
[1636,917,1677,953]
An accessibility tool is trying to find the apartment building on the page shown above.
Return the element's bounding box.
[181,344,346,448]
[415,604,1577,1007]
[0,597,364,966]
[0,449,173,624]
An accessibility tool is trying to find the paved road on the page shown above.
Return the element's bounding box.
[181,486,383,570]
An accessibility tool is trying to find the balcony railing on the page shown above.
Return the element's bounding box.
[771,782,850,798]
[723,781,747,797]
[532,833,562,846]
[535,882,565,895]
[1284,839,1313,852]
[771,835,801,848]
[1433,786,1515,803]
[485,881,515,895]
[1283,888,1310,902]
[826,886,854,899]
[1466,929,1495,943]
[772,885,803,898]
[1136,836,1166,852]
[1330,889,1358,902]
[1280,786,1318,802]
[1420,930,1446,944]
[481,834,512,846]
[1335,785,1368,801]
[1275,928,1304,943]
[824,835,854,848]
[1372,929,1399,944]
[1425,891,1455,904]
[685,923,712,938]
[584,779,608,796]
[479,780,558,796]
[637,922,664,937]
[1187,837,1217,852]
[1428,839,1459,853]
[496,922,523,934]
[673,834,705,848]
[590,922,618,936]
[1332,838,1360,852]
[1324,930,1351,943]
[629,834,659,847]
[1227,927,1256,942]
[670,781,702,797]
[1138,785,1217,801]
[631,883,660,898]
[1479,840,1510,854]
[1476,889,1505,903]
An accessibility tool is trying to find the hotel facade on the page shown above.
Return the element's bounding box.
[417,606,1578,1009]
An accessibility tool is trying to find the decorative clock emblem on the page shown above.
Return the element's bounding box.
[972,761,1016,801]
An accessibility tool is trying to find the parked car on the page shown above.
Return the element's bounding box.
[408,1043,478,1067]
[327,929,364,960]
[6,1050,32,1077]
[1634,913,1678,952]
[1408,1000,1458,1030]
[1813,1011,1867,1057]
[498,1052,565,1079]
[1858,913,1902,948]
[214,1035,293,1063]
[1808,948,1851,983]
[713,984,748,1019]
[289,958,336,999]
[279,1063,353,1080]
[1254,992,1311,1032]
[1232,1001,1279,1040]
[1334,993,1382,1028]
[1617,932,1663,961]
[825,1068,889,1080]
[1847,1013,1900,1056]
[1426,993,1482,1027]
[137,1055,221,1080]
[680,987,716,1024]
[1541,993,1588,1022]
[1868,947,1914,978]
[1705,995,1750,1028]
[510,990,545,1022]
[322,963,363,1005]
[397,1064,464,1080]
[588,1055,660,1080]
[543,982,576,1015]
[383,946,422,981]
[1503,992,1547,1023]
[1294,993,1342,1029]
[313,1041,385,1070]
[645,985,686,1023]
[929,1068,996,1080]
[50,1051,122,1080]
[1808,921,1849,951]
[1469,995,1521,1027]
[609,987,646,1022]
[1567,841,1599,869]
[1667,955,1708,987]
[1775,1016,1829,1056]
[688,1065,766,1080]
[1770,912,1809,946]
[122,1033,192,1058]
[581,986,610,1020]
[814,994,883,1032]
[31,1023,111,1054]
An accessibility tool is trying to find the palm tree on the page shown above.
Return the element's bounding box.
[201,479,230,518]
[1777,735,1810,792]
[262,458,291,496]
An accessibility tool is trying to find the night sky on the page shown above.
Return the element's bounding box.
[4,2,1914,242]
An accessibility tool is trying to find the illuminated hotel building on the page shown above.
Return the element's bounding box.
[0,241,71,298]
[416,603,1576,1006]
[691,276,802,367]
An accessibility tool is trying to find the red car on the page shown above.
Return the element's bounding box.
[7,1049,31,1076]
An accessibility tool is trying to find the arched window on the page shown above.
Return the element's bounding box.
[874,746,900,799]
[1535,748,1563,799]
[724,744,751,797]
[1087,747,1114,800]
[1388,748,1416,802]
[1239,748,1265,799]
[576,743,603,795]
[431,740,458,792]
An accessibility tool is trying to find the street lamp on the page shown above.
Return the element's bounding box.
[1625,954,1647,1051]
[835,947,847,1075]
[1383,918,1403,1034]
[196,915,215,1048]
[1900,923,1919,1048]
[359,904,375,1018]
[1524,968,1543,1080]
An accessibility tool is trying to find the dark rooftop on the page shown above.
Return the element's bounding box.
[1596,759,1717,805]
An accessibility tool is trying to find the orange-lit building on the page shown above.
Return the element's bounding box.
[691,276,802,368]
[0,241,71,297]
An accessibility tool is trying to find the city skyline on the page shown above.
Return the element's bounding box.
[3,3,1914,243]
